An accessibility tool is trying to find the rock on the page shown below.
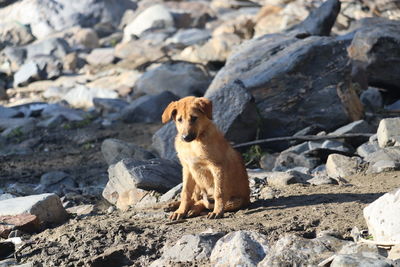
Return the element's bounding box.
[0,106,20,119]
[103,158,181,209]
[0,193,67,225]
[377,118,400,148]
[89,245,130,267]
[34,171,77,196]
[120,91,179,123]
[389,244,400,261]
[123,4,174,42]
[87,70,141,96]
[369,160,400,174]
[259,153,278,171]
[267,171,312,187]
[92,98,128,116]
[0,242,14,260]
[101,138,155,166]
[386,100,400,112]
[207,33,352,139]
[0,22,34,50]
[86,48,115,66]
[288,0,341,36]
[210,231,269,267]
[13,61,40,87]
[152,80,258,161]
[326,154,362,179]
[364,147,400,163]
[363,188,400,243]
[330,254,392,267]
[41,103,85,121]
[0,0,137,39]
[307,174,338,185]
[360,87,383,111]
[0,214,39,238]
[178,33,241,64]
[159,183,182,203]
[74,28,99,49]
[357,141,380,159]
[347,19,400,91]
[114,40,164,68]
[259,233,348,266]
[0,118,36,137]
[63,85,118,109]
[274,151,320,170]
[166,28,211,47]
[152,233,223,266]
[135,62,211,98]
[66,204,94,216]
[0,194,15,201]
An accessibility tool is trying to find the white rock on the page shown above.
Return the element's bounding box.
[331,254,392,267]
[377,118,400,148]
[63,85,118,109]
[210,231,269,267]
[123,4,174,42]
[363,188,400,243]
[326,154,362,178]
[0,193,67,224]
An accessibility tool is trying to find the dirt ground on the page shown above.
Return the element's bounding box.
[1,122,399,266]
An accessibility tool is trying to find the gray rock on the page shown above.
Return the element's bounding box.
[135,61,211,98]
[364,147,400,164]
[166,28,211,47]
[13,61,40,87]
[326,154,362,179]
[274,151,320,170]
[331,254,392,267]
[348,19,400,92]
[332,120,375,146]
[123,4,174,41]
[152,233,223,266]
[0,193,67,225]
[0,193,15,201]
[93,98,128,115]
[363,188,400,243]
[0,106,20,119]
[120,91,179,123]
[0,22,34,50]
[210,231,269,267]
[86,48,115,66]
[385,100,400,112]
[207,33,352,138]
[37,115,66,128]
[159,183,182,203]
[0,0,137,39]
[63,85,118,109]
[377,118,400,148]
[267,171,312,187]
[0,118,36,137]
[34,171,77,196]
[41,103,86,122]
[307,174,338,185]
[101,138,155,166]
[152,81,259,161]
[369,160,400,174]
[259,234,348,267]
[288,0,341,36]
[360,87,383,110]
[259,153,278,171]
[357,141,380,159]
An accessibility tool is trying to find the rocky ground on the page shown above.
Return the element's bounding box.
[1,0,400,266]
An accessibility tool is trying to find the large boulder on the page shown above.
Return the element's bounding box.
[0,0,137,39]
[0,193,67,225]
[347,19,400,91]
[207,33,352,139]
[152,81,258,161]
[363,188,400,244]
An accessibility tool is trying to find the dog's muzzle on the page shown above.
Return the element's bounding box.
[181,133,196,142]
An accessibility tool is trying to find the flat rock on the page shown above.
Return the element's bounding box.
[13,61,40,87]
[86,48,115,66]
[267,171,312,187]
[364,147,400,165]
[357,141,380,159]
[326,154,362,179]
[0,193,67,225]
[369,160,400,174]
[63,85,118,109]
[363,188,400,243]
[330,254,392,267]
[101,138,155,166]
[377,118,400,148]
[210,231,269,267]
[0,214,39,238]
[35,171,77,196]
[0,118,36,137]
[274,151,320,171]
[66,204,94,216]
[0,106,20,119]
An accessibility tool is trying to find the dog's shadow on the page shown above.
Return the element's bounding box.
[244,192,384,215]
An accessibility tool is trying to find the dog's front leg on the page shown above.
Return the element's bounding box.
[170,166,195,220]
[207,167,225,219]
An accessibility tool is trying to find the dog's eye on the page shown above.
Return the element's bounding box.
[177,117,183,123]
[190,116,197,123]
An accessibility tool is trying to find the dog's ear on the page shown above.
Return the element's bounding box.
[196,97,212,120]
[162,101,177,123]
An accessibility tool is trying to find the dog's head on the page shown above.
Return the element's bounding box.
[162,96,212,142]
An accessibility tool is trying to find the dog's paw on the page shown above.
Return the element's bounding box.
[207,212,223,219]
[169,212,186,220]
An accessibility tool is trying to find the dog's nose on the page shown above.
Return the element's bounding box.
[182,133,196,142]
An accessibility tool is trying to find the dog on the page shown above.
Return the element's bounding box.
[162,96,250,220]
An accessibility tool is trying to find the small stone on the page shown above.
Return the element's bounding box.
[86,48,115,66]
[74,28,99,49]
[259,153,278,171]
[13,61,40,87]
[326,154,362,179]
[360,87,383,110]
[377,118,400,148]
[357,141,380,159]
[267,171,312,187]
[369,160,400,173]
[66,204,95,216]
[210,231,269,267]
[107,206,115,214]
[159,183,182,203]
[0,214,40,238]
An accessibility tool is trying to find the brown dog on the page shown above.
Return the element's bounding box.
[162,96,250,220]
